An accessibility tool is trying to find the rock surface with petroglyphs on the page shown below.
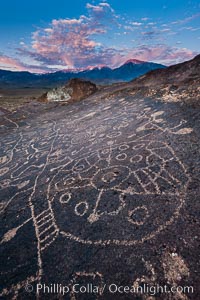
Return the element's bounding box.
[0,82,200,299]
[128,54,200,104]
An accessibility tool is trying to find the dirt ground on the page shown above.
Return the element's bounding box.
[0,88,48,111]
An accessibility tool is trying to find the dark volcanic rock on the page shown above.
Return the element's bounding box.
[0,69,200,299]
[38,78,98,103]
[132,54,200,86]
[68,78,98,101]
[129,54,200,103]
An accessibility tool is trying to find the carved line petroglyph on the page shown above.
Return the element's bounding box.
[127,206,149,226]
[60,194,186,246]
[0,275,38,299]
[69,271,104,300]
[0,217,32,244]
[0,95,193,294]
[41,104,190,246]
[25,122,60,281]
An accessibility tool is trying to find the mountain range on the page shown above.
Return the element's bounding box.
[0,60,165,88]
[37,55,200,106]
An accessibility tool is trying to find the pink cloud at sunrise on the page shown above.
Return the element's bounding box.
[0,1,199,73]
[0,55,26,71]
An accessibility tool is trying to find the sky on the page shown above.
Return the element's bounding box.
[0,0,199,73]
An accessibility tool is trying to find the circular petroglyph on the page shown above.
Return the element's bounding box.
[1,94,193,262]
[130,155,143,163]
[132,144,145,150]
[0,167,9,176]
[60,192,71,204]
[0,179,11,188]
[49,138,189,246]
[119,144,129,151]
[75,201,89,216]
[127,206,149,225]
[116,153,127,161]
[107,131,121,138]
[92,166,130,189]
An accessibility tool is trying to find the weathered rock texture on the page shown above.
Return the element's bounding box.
[39,78,97,103]
[128,54,200,103]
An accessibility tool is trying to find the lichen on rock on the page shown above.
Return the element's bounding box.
[39,78,97,103]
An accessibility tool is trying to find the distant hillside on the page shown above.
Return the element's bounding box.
[132,54,200,86]
[127,54,200,103]
[0,60,165,88]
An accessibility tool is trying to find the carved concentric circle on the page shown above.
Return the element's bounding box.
[49,138,189,246]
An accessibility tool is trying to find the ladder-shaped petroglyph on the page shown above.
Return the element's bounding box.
[0,94,193,295]
[35,208,59,252]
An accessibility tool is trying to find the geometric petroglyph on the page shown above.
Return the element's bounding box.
[0,275,38,299]
[35,208,58,252]
[69,271,104,300]
[49,136,190,246]
[0,94,193,292]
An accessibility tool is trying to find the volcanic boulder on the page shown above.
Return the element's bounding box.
[39,78,97,103]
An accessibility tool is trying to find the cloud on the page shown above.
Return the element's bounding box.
[140,27,173,41]
[120,45,197,66]
[17,2,118,70]
[147,22,156,26]
[0,53,53,73]
[130,22,142,26]
[86,2,114,13]
[0,55,25,71]
[180,26,200,32]
[142,31,157,36]
[171,13,200,25]
[160,28,171,32]
[1,2,198,72]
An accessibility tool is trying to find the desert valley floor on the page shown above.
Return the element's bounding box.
[0,88,200,299]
